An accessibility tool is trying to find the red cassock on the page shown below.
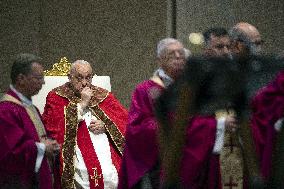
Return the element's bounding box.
[42,82,128,189]
[118,80,221,189]
[250,71,284,181]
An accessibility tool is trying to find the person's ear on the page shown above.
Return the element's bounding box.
[156,57,162,67]
[17,73,26,84]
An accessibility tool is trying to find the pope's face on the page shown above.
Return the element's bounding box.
[158,42,186,79]
[69,64,93,95]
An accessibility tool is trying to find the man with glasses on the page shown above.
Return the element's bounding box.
[118,38,187,189]
[229,22,284,187]
[42,60,128,189]
[242,22,284,186]
[118,37,238,189]
[230,22,271,100]
[0,53,59,189]
[230,22,263,60]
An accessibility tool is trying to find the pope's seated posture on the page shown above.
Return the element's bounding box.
[42,60,128,189]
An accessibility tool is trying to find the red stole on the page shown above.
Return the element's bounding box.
[77,121,104,188]
[43,83,127,189]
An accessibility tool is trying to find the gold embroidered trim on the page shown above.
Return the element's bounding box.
[215,109,236,118]
[54,82,108,107]
[220,131,244,188]
[1,94,46,137]
[215,109,243,188]
[90,106,125,155]
[61,103,78,189]
[54,83,123,153]
[239,121,261,183]
[90,167,102,187]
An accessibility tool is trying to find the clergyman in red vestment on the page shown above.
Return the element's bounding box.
[0,53,59,189]
[42,60,128,189]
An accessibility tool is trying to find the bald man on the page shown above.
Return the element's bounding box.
[246,24,284,185]
[230,22,272,99]
[230,23,284,187]
[42,60,128,189]
[230,22,263,60]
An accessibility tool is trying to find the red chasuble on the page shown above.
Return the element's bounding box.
[118,80,221,189]
[250,71,284,181]
[0,90,52,189]
[42,82,127,189]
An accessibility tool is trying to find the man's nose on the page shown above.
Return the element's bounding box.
[81,79,90,86]
[175,51,181,58]
[80,79,86,85]
[223,46,230,55]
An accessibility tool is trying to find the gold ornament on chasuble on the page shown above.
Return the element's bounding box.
[89,106,125,155]
[46,57,125,188]
[48,56,125,156]
[215,110,244,189]
[61,102,78,189]
[91,167,102,187]
[56,84,125,188]
[55,82,125,156]
[0,94,46,138]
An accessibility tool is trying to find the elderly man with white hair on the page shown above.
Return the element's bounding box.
[118,36,239,188]
[42,60,128,189]
[118,38,187,189]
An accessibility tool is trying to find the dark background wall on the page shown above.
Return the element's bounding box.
[0,0,167,107]
[177,0,284,54]
[1,0,283,107]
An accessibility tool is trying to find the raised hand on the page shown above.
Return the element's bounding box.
[80,87,93,110]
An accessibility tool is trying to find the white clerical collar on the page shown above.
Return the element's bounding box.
[154,68,174,88]
[10,84,33,106]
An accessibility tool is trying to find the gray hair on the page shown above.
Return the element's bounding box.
[156,38,183,58]
[70,60,91,74]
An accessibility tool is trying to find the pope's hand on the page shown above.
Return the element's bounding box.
[88,120,106,135]
[80,87,93,110]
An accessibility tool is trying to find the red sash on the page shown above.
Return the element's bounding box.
[77,121,104,189]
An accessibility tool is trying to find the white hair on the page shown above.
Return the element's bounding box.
[156,38,182,58]
[72,59,90,66]
[70,60,91,73]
